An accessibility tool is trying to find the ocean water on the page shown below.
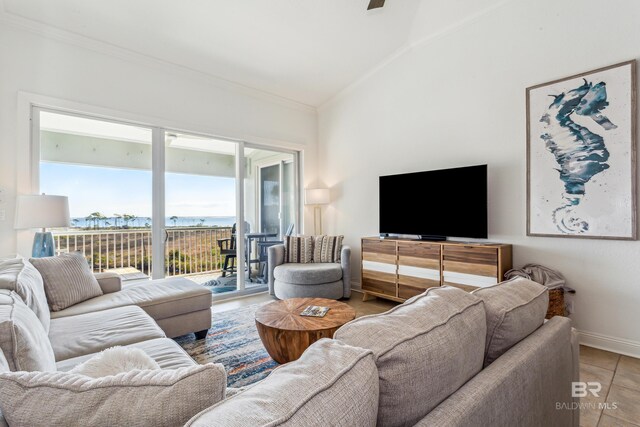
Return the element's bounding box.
[71,216,236,228]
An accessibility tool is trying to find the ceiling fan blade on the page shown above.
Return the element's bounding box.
[367,0,385,10]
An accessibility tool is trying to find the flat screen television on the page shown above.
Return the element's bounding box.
[379,164,487,240]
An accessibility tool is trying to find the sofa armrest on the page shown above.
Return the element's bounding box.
[267,244,285,296]
[341,246,351,299]
[94,272,122,294]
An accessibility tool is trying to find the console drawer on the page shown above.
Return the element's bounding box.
[442,245,497,264]
[362,270,396,296]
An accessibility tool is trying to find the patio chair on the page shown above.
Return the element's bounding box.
[217,222,249,277]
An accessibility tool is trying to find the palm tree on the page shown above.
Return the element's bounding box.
[87,212,103,229]
[122,214,136,228]
[114,214,122,228]
[97,213,107,229]
[169,216,178,227]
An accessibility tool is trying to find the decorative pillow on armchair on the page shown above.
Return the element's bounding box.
[30,252,103,311]
[313,235,344,263]
[284,236,314,263]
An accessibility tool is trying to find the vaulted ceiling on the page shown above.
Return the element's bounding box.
[1,0,507,107]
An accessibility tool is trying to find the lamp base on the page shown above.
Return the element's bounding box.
[32,232,55,258]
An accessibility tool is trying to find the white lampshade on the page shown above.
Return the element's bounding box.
[14,195,70,229]
[304,188,330,205]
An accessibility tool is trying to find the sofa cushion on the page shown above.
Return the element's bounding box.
[186,339,378,427]
[49,277,211,321]
[472,277,549,366]
[56,338,197,372]
[0,364,226,427]
[313,235,344,263]
[273,263,342,285]
[334,286,486,427]
[284,235,314,263]
[0,258,50,333]
[30,252,103,311]
[0,290,56,372]
[49,305,165,361]
[93,272,122,294]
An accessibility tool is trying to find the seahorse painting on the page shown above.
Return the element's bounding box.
[539,78,617,233]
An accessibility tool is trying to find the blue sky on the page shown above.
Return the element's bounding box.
[40,162,236,218]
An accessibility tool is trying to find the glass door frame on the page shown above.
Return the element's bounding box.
[30,105,301,296]
[257,158,296,240]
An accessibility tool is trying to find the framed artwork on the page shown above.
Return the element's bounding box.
[526,60,637,240]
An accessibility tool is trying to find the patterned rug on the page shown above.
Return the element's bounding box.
[201,276,238,294]
[201,275,267,294]
[174,303,278,387]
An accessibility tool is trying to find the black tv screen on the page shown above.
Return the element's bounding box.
[379,165,487,239]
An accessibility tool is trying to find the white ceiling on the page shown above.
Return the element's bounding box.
[2,0,506,107]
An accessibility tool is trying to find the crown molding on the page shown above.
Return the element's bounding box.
[318,0,513,111]
[0,3,316,114]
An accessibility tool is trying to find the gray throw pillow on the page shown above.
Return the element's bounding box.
[472,277,549,366]
[0,258,50,333]
[0,290,56,372]
[334,286,486,427]
[0,363,226,427]
[30,252,103,311]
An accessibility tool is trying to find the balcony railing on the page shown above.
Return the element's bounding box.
[53,227,232,277]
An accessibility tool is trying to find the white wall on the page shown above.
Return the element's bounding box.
[318,0,640,355]
[0,23,317,255]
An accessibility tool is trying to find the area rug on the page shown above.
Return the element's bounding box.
[201,276,238,294]
[201,276,266,294]
[174,303,278,388]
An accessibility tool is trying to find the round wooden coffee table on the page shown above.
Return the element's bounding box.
[255,298,356,364]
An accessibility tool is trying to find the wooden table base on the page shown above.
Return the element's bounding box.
[255,298,356,364]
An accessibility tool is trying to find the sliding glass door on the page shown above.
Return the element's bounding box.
[164,131,243,294]
[37,110,154,279]
[33,107,299,297]
[242,147,298,286]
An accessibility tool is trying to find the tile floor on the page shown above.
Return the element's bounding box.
[212,290,640,426]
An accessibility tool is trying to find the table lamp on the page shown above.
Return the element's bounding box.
[304,188,330,235]
[15,194,70,258]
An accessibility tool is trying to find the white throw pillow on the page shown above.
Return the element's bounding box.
[69,346,160,378]
[0,290,56,372]
[0,364,227,427]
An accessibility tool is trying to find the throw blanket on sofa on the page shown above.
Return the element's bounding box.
[504,264,574,292]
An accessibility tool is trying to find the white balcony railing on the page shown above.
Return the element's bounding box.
[53,227,232,277]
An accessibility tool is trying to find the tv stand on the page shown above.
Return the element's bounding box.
[418,235,446,241]
[360,237,512,302]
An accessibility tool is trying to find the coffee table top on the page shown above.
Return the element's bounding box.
[255,298,356,332]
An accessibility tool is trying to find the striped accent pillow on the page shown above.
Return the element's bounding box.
[313,235,344,263]
[30,252,103,312]
[284,236,314,264]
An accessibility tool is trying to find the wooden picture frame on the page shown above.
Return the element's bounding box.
[526,60,637,240]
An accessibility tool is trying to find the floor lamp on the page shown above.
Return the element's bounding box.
[14,194,70,258]
[304,188,329,235]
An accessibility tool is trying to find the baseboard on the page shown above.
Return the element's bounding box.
[578,330,640,358]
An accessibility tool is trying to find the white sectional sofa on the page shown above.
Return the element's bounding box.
[0,256,579,427]
[0,256,213,424]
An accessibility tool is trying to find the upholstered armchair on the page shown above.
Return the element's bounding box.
[267,244,351,300]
